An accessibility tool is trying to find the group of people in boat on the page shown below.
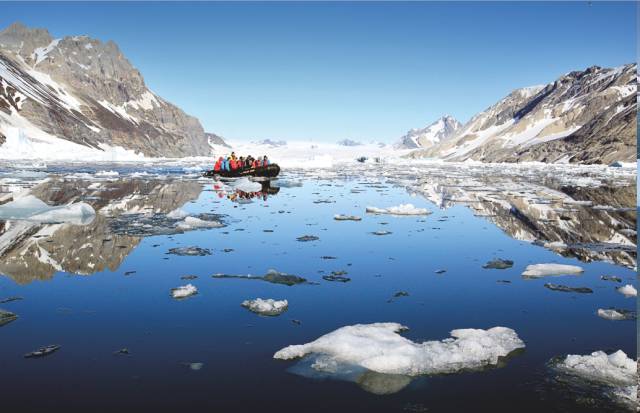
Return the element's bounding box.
[213,152,270,172]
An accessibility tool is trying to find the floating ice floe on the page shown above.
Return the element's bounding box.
[365,204,430,216]
[552,350,637,408]
[274,323,525,376]
[230,177,262,193]
[241,298,289,316]
[177,216,225,230]
[0,195,95,225]
[521,263,584,278]
[95,170,119,177]
[597,308,637,321]
[334,214,362,221]
[171,284,198,299]
[616,284,637,297]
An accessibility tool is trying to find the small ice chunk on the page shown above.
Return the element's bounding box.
[167,208,188,219]
[274,323,525,376]
[95,170,119,177]
[334,214,362,221]
[597,308,637,321]
[616,284,637,297]
[366,204,430,216]
[241,298,288,316]
[554,350,637,400]
[177,216,225,229]
[231,177,262,193]
[171,284,198,299]
[521,263,584,278]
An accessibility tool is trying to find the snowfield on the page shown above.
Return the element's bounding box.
[274,323,525,376]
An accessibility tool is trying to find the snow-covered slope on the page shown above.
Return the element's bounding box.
[396,115,462,149]
[409,64,637,164]
[0,22,218,160]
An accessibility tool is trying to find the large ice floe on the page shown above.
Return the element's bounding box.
[521,263,584,278]
[230,177,262,193]
[241,298,288,316]
[365,204,430,216]
[0,195,95,225]
[551,350,637,408]
[274,323,525,377]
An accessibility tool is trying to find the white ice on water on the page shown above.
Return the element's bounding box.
[230,177,262,193]
[241,298,289,316]
[616,284,637,297]
[597,309,630,321]
[177,216,224,230]
[0,195,95,225]
[274,323,525,376]
[555,350,637,405]
[171,284,198,299]
[365,204,430,216]
[521,263,584,278]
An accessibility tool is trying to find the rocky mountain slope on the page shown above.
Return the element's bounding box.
[396,115,461,149]
[0,22,220,159]
[408,64,637,164]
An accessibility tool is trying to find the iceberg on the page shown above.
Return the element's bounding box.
[274,323,525,376]
[597,308,636,321]
[521,263,584,278]
[0,195,95,225]
[241,298,288,316]
[366,204,430,216]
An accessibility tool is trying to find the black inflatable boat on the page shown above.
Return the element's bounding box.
[202,164,280,178]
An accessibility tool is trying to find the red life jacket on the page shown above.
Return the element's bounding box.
[230,159,237,170]
[214,160,221,171]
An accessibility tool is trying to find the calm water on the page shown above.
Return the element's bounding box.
[0,163,636,412]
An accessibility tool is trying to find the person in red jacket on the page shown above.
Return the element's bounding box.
[262,155,269,167]
[213,157,223,171]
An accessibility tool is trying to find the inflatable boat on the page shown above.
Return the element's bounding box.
[202,164,280,178]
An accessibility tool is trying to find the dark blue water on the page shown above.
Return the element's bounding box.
[0,169,636,412]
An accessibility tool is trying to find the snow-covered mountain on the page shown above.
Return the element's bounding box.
[0,22,220,160]
[396,115,462,149]
[408,64,637,164]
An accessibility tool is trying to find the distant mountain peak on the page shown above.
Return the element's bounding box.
[396,115,462,149]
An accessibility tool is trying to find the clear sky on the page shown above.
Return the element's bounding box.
[0,1,636,142]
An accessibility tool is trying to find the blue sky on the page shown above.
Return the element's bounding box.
[1,1,636,142]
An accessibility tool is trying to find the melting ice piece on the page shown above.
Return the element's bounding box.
[171,284,198,299]
[334,214,362,221]
[177,216,225,230]
[0,195,95,225]
[616,284,637,298]
[0,309,18,327]
[521,263,584,278]
[597,308,637,321]
[552,350,637,407]
[241,298,289,316]
[274,323,525,376]
[230,177,262,193]
[365,204,430,216]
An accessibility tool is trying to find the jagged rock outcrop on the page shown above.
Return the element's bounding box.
[408,64,637,164]
[0,22,215,158]
[206,132,229,147]
[396,115,461,149]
